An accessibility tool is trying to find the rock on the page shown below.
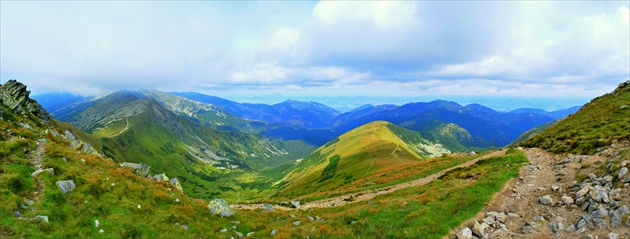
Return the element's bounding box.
[576,219,587,229]
[496,212,506,223]
[561,195,574,205]
[261,203,275,212]
[588,173,597,180]
[557,222,564,231]
[483,216,495,225]
[521,226,535,234]
[593,218,606,228]
[35,215,48,223]
[547,221,559,233]
[31,168,54,177]
[591,208,608,219]
[293,221,301,226]
[308,216,314,221]
[13,210,21,218]
[153,173,169,181]
[603,175,614,182]
[246,232,254,237]
[456,227,473,239]
[606,233,619,239]
[290,200,300,208]
[95,219,100,227]
[539,195,553,205]
[564,224,576,233]
[623,176,630,183]
[56,180,76,195]
[220,229,227,233]
[472,220,488,237]
[99,229,104,233]
[581,235,594,239]
[551,184,560,191]
[577,187,591,198]
[234,231,243,239]
[120,162,151,177]
[208,198,235,217]
[271,229,277,237]
[507,212,520,218]
[609,188,623,200]
[485,211,498,219]
[0,80,51,123]
[168,178,183,191]
[598,189,610,203]
[350,221,358,225]
[181,224,188,230]
[622,160,629,167]
[610,210,622,228]
[620,167,628,178]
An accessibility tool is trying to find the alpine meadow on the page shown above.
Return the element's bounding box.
[1,1,629,239]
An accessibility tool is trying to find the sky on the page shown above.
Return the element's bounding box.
[1,1,629,111]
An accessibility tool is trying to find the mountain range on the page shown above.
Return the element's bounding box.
[3,79,629,239]
[33,88,581,200]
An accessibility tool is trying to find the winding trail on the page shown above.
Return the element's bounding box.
[232,149,507,211]
[110,118,129,137]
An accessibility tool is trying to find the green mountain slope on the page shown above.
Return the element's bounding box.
[275,121,452,199]
[0,80,319,239]
[53,91,315,199]
[521,81,630,154]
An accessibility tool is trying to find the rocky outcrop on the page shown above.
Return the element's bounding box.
[208,198,235,217]
[120,162,150,177]
[1,80,51,123]
[62,131,98,155]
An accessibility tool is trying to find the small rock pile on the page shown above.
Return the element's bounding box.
[526,158,630,237]
[562,160,630,234]
[457,211,521,239]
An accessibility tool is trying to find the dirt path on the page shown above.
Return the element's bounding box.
[26,139,48,207]
[232,149,507,211]
[110,118,129,137]
[448,146,630,239]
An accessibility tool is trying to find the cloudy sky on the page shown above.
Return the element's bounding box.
[1,1,628,110]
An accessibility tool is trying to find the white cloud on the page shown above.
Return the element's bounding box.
[313,1,418,30]
[431,2,629,80]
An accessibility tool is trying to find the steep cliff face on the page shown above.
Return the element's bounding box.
[1,80,51,124]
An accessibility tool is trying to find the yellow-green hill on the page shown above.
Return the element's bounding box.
[274,121,451,199]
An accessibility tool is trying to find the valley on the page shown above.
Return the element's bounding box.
[1,79,629,239]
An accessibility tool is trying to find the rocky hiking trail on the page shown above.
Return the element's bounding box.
[450,143,630,239]
[232,149,507,211]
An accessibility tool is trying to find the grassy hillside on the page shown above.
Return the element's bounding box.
[275,121,454,199]
[53,92,315,200]
[0,94,323,239]
[306,149,528,238]
[521,81,630,154]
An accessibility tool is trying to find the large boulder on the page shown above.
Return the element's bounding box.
[120,162,150,177]
[56,180,76,195]
[208,198,234,217]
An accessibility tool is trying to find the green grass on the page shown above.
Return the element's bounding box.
[276,121,462,200]
[305,148,528,238]
[522,82,630,154]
